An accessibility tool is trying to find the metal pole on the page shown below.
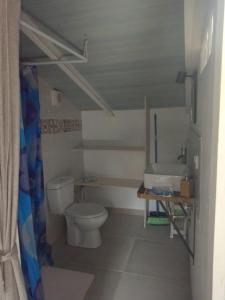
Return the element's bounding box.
[20,19,87,61]
[178,203,188,217]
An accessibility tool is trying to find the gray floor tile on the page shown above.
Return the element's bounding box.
[52,236,69,266]
[85,269,121,300]
[125,239,190,282]
[53,236,135,271]
[102,214,143,238]
[85,270,122,300]
[55,262,122,300]
[138,225,171,243]
[113,273,191,300]
[102,213,172,244]
[52,214,191,299]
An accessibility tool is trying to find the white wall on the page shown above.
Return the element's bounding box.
[82,109,145,145]
[82,108,188,210]
[149,108,189,163]
[185,0,225,299]
[82,110,145,210]
[212,3,225,296]
[40,78,83,244]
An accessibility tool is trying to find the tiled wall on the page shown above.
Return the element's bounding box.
[41,118,82,134]
[39,77,84,244]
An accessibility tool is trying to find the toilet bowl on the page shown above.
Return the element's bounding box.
[47,176,108,248]
[65,203,108,248]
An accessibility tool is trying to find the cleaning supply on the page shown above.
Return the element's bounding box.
[180,176,193,197]
[147,201,170,225]
[151,186,174,197]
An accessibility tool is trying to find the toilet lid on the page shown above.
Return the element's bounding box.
[65,203,106,219]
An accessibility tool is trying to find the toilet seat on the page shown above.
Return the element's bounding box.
[65,203,107,219]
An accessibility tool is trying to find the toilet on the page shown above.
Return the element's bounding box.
[47,176,108,248]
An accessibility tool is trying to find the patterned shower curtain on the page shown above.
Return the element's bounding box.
[18,66,51,300]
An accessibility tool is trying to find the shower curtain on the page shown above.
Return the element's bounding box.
[18,66,51,300]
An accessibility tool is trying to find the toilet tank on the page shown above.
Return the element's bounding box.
[47,176,75,215]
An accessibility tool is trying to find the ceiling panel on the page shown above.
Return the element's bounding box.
[21,0,185,110]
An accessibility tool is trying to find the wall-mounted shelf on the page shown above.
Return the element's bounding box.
[137,184,193,204]
[72,140,145,152]
[137,183,194,259]
[75,177,142,188]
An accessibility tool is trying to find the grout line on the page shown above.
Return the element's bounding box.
[102,233,172,246]
[66,261,124,274]
[58,259,190,289]
[122,270,191,287]
[54,257,190,287]
[123,237,136,272]
[110,238,137,300]
[52,215,190,297]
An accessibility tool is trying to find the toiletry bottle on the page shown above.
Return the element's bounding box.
[180,176,193,198]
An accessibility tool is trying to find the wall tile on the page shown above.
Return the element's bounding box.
[41,118,82,134]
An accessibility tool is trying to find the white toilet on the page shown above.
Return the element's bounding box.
[47,176,108,248]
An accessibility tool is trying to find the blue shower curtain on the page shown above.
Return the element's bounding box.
[18,66,51,300]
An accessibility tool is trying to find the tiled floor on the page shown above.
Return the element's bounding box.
[52,213,191,300]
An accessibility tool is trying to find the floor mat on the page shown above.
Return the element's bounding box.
[42,266,94,300]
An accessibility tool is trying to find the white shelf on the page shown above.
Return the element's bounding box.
[75,177,142,188]
[72,140,145,152]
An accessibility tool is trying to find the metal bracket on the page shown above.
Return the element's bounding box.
[22,37,89,66]
[158,200,194,259]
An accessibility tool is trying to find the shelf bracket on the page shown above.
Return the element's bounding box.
[159,200,194,259]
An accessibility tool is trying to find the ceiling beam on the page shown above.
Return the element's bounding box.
[21,55,86,66]
[20,11,114,116]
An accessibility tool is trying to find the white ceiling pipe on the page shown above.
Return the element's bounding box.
[22,58,87,66]
[20,12,87,62]
[20,12,114,116]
